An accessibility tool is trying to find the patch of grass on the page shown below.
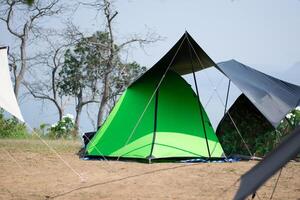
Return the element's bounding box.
[0,139,82,154]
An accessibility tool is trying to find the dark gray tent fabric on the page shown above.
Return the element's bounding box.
[234,125,300,200]
[217,60,300,127]
[130,32,217,88]
[151,31,217,75]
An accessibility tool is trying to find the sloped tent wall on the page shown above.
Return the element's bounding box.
[87,69,223,159]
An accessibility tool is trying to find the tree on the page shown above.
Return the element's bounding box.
[0,0,63,98]
[107,61,146,110]
[24,24,82,121]
[82,0,161,126]
[57,31,146,133]
[57,43,97,130]
[57,31,111,130]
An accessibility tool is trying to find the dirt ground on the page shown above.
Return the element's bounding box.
[0,139,299,200]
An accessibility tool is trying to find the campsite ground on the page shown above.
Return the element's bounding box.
[0,139,299,200]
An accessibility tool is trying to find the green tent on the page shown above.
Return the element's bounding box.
[86,32,224,161]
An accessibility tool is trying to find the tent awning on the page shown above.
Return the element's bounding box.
[217,59,300,127]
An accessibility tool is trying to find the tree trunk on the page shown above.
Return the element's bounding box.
[97,73,110,127]
[54,101,63,121]
[74,90,83,136]
[52,65,63,121]
[75,104,82,131]
[14,37,27,97]
[96,0,116,127]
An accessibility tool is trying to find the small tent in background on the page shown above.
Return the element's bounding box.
[215,60,300,156]
[0,47,24,122]
[217,59,300,127]
[86,32,225,161]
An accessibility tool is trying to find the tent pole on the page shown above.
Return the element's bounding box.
[148,88,159,163]
[224,79,231,115]
[191,68,211,159]
[186,41,211,159]
[186,32,211,159]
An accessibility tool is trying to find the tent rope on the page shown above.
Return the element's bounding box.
[204,76,224,109]
[79,127,115,173]
[116,34,187,161]
[269,168,283,200]
[1,148,28,174]
[269,130,284,200]
[26,125,86,181]
[214,88,253,157]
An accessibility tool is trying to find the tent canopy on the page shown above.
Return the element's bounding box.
[217,59,300,127]
[0,47,24,122]
[130,32,217,87]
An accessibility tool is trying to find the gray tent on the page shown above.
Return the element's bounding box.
[217,60,300,127]
[215,60,300,199]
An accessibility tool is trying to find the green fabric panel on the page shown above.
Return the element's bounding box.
[110,133,153,158]
[86,91,127,154]
[87,69,224,159]
[157,71,220,136]
[87,70,161,157]
[154,70,223,158]
[152,132,224,158]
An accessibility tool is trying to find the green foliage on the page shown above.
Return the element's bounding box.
[48,115,76,139]
[57,31,112,98]
[25,0,34,6]
[110,61,147,95]
[57,31,146,99]
[0,109,28,139]
[277,108,300,134]
[57,31,146,127]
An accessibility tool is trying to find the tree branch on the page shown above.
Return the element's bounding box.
[0,1,23,38]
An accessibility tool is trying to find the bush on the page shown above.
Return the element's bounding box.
[0,109,28,138]
[47,114,76,139]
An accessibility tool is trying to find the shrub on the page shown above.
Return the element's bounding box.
[0,109,28,138]
[48,114,76,139]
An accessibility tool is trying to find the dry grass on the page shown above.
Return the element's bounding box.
[0,139,299,200]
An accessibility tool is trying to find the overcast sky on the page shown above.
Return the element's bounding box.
[1,0,300,132]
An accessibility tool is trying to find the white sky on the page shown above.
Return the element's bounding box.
[1,0,300,132]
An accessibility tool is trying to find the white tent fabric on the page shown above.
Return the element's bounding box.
[0,47,24,122]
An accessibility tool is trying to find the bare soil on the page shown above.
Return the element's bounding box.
[0,139,299,200]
